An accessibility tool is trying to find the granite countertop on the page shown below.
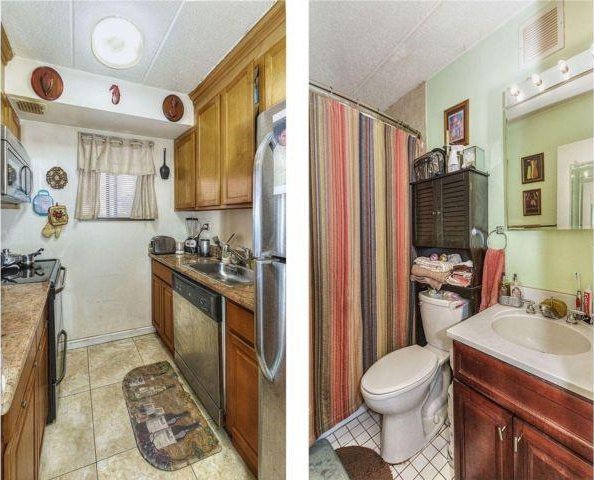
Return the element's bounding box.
[1,282,50,415]
[149,254,255,312]
[447,304,594,400]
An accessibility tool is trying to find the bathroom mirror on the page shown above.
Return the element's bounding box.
[504,84,593,230]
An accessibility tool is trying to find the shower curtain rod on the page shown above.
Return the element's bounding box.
[309,81,422,139]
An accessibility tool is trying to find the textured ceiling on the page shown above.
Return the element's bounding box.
[310,0,533,109]
[2,0,273,93]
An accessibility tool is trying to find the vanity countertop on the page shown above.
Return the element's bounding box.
[149,254,255,312]
[447,304,593,401]
[1,282,50,415]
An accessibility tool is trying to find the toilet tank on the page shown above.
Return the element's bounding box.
[419,290,469,351]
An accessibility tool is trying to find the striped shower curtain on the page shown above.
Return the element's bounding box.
[311,91,419,436]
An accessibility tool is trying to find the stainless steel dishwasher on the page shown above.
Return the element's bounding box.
[172,273,223,426]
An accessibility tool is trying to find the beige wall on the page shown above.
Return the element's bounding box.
[385,82,426,145]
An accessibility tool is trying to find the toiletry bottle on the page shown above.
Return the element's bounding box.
[576,290,582,311]
[511,273,523,299]
[584,286,591,316]
[498,273,508,298]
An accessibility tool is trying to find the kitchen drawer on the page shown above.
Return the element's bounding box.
[152,260,172,286]
[453,341,593,462]
[226,300,254,347]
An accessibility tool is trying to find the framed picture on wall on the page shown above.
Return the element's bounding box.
[444,99,469,145]
[521,153,544,184]
[523,188,542,216]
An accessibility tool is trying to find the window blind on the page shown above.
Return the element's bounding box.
[98,173,137,219]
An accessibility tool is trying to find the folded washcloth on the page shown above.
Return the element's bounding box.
[447,275,472,287]
[453,264,473,273]
[447,253,463,264]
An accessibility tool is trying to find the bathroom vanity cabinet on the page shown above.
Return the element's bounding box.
[453,341,593,480]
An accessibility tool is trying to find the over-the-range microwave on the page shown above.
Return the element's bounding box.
[1,125,33,204]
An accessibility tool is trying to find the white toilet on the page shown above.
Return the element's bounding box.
[360,290,468,464]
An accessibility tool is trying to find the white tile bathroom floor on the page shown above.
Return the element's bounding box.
[325,409,454,480]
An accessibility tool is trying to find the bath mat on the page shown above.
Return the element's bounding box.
[122,361,221,471]
[335,446,392,480]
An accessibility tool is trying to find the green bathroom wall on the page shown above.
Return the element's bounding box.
[426,0,593,294]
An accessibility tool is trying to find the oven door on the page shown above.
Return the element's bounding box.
[48,266,67,423]
[1,134,32,203]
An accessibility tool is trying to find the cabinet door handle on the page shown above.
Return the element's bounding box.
[21,400,27,409]
[33,361,38,368]
[514,434,523,453]
[497,425,507,441]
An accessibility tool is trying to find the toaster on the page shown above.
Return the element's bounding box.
[149,236,176,255]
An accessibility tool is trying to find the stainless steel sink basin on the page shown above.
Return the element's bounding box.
[188,261,254,285]
[492,314,591,355]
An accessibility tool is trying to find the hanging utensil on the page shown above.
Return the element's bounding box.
[160,148,170,180]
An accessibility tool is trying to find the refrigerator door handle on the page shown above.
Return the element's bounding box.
[255,259,285,382]
[253,132,274,258]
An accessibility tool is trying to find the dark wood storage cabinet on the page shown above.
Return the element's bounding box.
[413,170,488,249]
[151,260,174,354]
[453,341,593,480]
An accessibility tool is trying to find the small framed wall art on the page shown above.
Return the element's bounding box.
[523,188,542,216]
[521,152,544,184]
[444,99,469,145]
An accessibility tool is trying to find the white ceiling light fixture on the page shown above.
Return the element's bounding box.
[92,17,143,69]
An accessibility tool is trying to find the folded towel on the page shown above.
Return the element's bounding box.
[411,274,444,290]
[414,257,455,273]
[411,265,451,283]
[480,248,505,311]
[453,264,473,273]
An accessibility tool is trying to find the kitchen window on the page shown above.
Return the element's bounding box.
[75,133,158,220]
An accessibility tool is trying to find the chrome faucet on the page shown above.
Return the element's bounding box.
[212,234,253,267]
[522,299,536,314]
[567,308,593,325]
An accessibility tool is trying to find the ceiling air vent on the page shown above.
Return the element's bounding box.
[519,1,564,68]
[15,99,45,115]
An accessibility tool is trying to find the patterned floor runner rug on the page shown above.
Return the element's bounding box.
[122,361,221,471]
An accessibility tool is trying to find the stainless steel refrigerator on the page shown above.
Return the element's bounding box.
[253,101,286,480]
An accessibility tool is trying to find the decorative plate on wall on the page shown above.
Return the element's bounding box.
[31,67,64,101]
[162,94,184,122]
[46,166,68,189]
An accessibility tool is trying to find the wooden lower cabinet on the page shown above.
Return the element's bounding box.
[225,300,258,476]
[2,304,49,480]
[514,419,592,480]
[151,261,174,354]
[453,342,593,480]
[454,380,513,480]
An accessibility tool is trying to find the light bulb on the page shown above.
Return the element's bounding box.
[558,59,570,77]
[510,85,521,97]
[531,73,543,88]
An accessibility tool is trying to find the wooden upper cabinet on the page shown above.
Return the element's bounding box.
[196,96,221,207]
[2,94,20,140]
[262,39,286,110]
[174,129,196,210]
[221,64,255,205]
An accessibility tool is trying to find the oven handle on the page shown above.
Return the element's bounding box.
[25,166,33,195]
[55,267,66,294]
[56,329,68,384]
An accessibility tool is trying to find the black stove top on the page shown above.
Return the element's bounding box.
[1,259,59,285]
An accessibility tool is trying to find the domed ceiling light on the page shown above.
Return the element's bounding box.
[92,17,143,69]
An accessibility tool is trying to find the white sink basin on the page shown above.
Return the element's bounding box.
[492,314,591,355]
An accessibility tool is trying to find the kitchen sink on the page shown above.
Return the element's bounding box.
[492,314,591,355]
[188,261,254,285]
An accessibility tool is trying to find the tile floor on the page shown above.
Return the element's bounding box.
[324,409,454,480]
[39,334,254,480]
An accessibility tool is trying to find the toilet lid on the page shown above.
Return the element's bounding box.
[361,345,438,396]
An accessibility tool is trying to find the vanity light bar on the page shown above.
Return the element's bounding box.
[505,48,594,115]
